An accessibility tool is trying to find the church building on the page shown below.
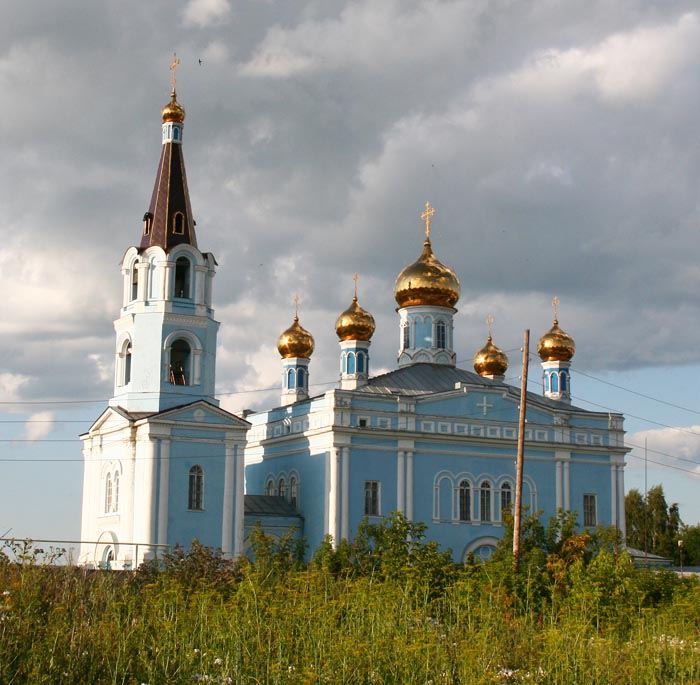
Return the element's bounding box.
[80,78,627,567]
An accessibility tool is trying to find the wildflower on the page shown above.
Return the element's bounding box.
[214,658,223,666]
[194,649,201,654]
[2,590,9,596]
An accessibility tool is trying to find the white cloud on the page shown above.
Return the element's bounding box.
[182,0,231,27]
[0,373,29,403]
[241,0,474,77]
[23,411,56,442]
[484,12,700,105]
[627,426,700,475]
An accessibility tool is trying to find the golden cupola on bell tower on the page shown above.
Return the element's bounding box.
[278,296,315,406]
[336,275,375,390]
[394,202,460,368]
[473,315,508,380]
[537,297,575,402]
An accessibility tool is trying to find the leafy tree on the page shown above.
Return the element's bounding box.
[625,485,682,562]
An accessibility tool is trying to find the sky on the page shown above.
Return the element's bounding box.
[2,0,700,543]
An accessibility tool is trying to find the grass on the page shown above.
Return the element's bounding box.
[1,527,699,684]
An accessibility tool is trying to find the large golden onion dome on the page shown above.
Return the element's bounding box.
[162,90,185,123]
[537,318,575,362]
[335,295,376,341]
[394,203,460,309]
[474,335,509,377]
[277,316,315,359]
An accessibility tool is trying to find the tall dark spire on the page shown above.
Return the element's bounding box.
[140,64,198,250]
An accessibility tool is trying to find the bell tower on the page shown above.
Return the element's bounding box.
[394,203,460,368]
[110,57,219,413]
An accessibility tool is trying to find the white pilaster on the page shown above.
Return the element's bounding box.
[157,438,170,546]
[328,446,340,545]
[406,451,414,520]
[397,450,405,514]
[341,448,349,540]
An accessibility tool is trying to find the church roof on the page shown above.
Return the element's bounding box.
[139,90,198,251]
[244,495,302,518]
[357,363,589,412]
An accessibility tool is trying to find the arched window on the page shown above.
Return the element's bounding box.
[170,339,190,385]
[550,373,559,393]
[278,477,286,499]
[265,478,274,496]
[402,322,410,349]
[544,374,550,392]
[357,353,365,373]
[172,212,185,235]
[560,373,567,391]
[148,256,159,299]
[113,472,120,512]
[188,465,204,510]
[436,321,446,349]
[104,473,113,513]
[341,353,347,374]
[131,265,139,301]
[459,480,471,521]
[480,481,491,522]
[347,353,356,374]
[123,342,132,385]
[289,476,298,507]
[287,368,296,389]
[500,482,512,516]
[174,256,191,298]
[143,212,153,236]
[297,368,305,388]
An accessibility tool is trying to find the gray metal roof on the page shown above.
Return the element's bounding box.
[244,495,302,518]
[357,363,588,412]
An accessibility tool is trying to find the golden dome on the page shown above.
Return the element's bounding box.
[538,318,575,362]
[474,335,508,377]
[394,237,460,308]
[336,296,375,341]
[162,90,185,123]
[277,316,315,359]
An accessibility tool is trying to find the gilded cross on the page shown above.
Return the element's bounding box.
[486,314,494,338]
[294,294,299,318]
[421,201,435,238]
[170,53,180,90]
[476,396,493,417]
[353,273,359,298]
[552,296,560,321]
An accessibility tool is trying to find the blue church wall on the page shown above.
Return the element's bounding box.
[246,449,327,551]
[167,440,227,550]
[347,448,398,534]
[243,516,304,559]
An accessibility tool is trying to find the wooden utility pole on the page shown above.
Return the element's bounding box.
[512,329,530,571]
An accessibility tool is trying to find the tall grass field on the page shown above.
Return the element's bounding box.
[1,515,699,684]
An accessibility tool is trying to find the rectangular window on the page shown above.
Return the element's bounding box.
[364,480,380,516]
[583,494,597,527]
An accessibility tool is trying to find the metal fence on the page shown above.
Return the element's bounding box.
[0,538,172,569]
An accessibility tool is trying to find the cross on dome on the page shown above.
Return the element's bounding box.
[421,201,435,238]
[170,53,180,91]
[486,314,494,338]
[552,296,560,322]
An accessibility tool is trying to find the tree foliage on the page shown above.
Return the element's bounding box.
[625,485,682,562]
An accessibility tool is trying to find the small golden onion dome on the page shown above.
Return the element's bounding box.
[394,238,460,308]
[277,316,315,359]
[335,296,376,341]
[162,90,185,123]
[537,319,575,362]
[474,335,509,377]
